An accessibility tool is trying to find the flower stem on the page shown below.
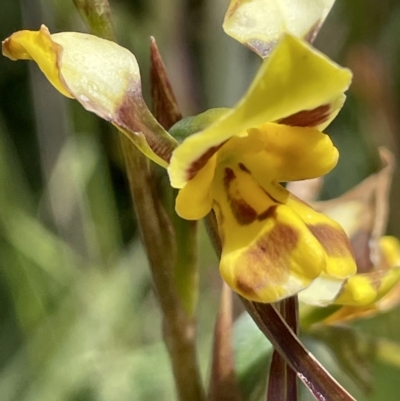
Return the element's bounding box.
[121,140,204,401]
[72,1,204,400]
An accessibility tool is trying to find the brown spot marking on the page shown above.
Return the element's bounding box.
[231,199,258,225]
[238,162,250,173]
[186,142,226,180]
[350,230,373,273]
[235,224,299,298]
[224,168,258,225]
[258,205,278,221]
[308,224,355,258]
[224,167,236,187]
[277,104,330,128]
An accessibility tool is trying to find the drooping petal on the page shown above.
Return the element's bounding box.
[223,0,335,58]
[218,204,327,303]
[2,25,177,167]
[210,164,347,303]
[168,34,351,188]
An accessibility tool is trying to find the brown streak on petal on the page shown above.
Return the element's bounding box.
[350,230,374,273]
[261,187,279,203]
[235,224,299,298]
[186,142,226,180]
[277,104,330,128]
[224,168,258,225]
[115,91,176,163]
[308,224,355,259]
[258,205,278,221]
[238,162,250,173]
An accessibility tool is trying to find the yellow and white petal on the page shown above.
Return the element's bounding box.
[2,26,177,167]
[223,0,335,57]
[2,25,141,117]
[168,34,351,188]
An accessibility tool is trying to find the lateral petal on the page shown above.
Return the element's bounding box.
[223,0,335,57]
[2,26,177,167]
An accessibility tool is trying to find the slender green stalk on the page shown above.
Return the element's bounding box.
[121,140,204,401]
[71,1,204,400]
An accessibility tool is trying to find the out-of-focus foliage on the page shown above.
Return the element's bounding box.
[1,0,400,400]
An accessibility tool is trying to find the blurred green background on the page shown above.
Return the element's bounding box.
[1,0,400,400]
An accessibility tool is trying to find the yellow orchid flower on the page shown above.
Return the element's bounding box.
[2,25,357,305]
[2,25,177,167]
[223,0,336,57]
[168,34,356,304]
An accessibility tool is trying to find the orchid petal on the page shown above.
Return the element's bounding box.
[211,164,355,303]
[168,34,351,188]
[175,155,216,220]
[334,267,400,306]
[247,123,339,183]
[2,25,177,167]
[223,0,335,57]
